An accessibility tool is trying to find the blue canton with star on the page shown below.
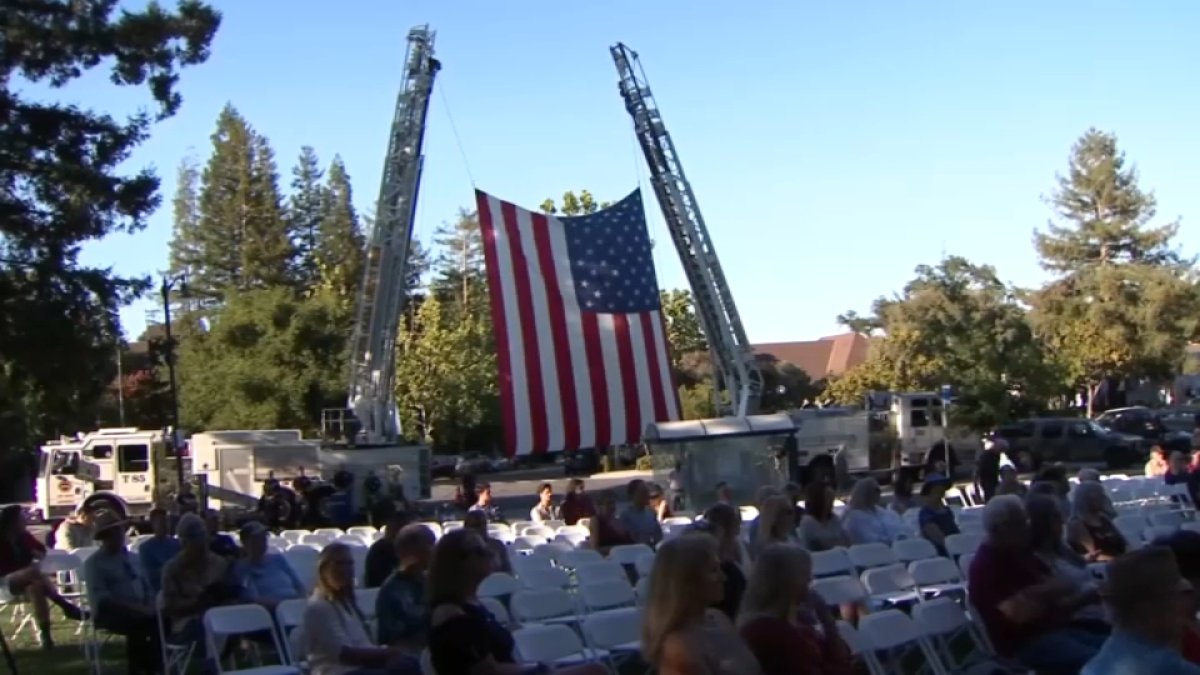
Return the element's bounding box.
[561,190,661,314]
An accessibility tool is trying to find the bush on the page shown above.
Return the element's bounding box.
[635,455,654,471]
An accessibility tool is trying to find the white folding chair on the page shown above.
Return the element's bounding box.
[943,533,982,559]
[908,557,965,596]
[857,609,945,675]
[273,599,307,665]
[892,538,938,563]
[557,549,604,569]
[279,530,308,545]
[479,596,513,627]
[575,560,630,586]
[608,544,655,566]
[282,548,318,592]
[354,587,380,620]
[581,607,642,670]
[512,623,607,666]
[203,604,299,673]
[578,580,637,613]
[509,588,576,623]
[810,575,868,607]
[156,591,196,675]
[346,526,377,540]
[811,547,854,577]
[861,564,922,606]
[519,567,572,590]
[848,543,898,570]
[634,577,649,606]
[478,572,520,599]
[913,596,1017,674]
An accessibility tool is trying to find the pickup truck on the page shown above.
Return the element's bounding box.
[995,417,1149,470]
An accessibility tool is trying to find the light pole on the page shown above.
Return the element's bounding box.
[160,274,186,488]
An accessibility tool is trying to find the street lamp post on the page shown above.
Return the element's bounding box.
[160,275,186,488]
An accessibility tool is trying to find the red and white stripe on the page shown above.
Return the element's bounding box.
[476,190,681,456]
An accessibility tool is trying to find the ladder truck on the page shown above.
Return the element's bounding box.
[339,25,441,446]
[610,43,764,418]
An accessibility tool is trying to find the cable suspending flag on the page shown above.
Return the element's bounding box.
[476,189,682,456]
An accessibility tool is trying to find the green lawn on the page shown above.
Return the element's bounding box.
[6,620,128,675]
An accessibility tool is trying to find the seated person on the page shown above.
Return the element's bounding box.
[377,525,436,650]
[231,521,305,609]
[587,491,635,555]
[84,510,160,675]
[0,504,84,650]
[1166,451,1200,503]
[529,483,560,523]
[996,462,1028,497]
[161,513,238,651]
[202,509,240,559]
[842,478,909,545]
[53,509,93,551]
[303,543,419,675]
[969,496,1104,672]
[1066,481,1126,562]
[468,483,504,522]
[463,511,512,575]
[137,506,181,594]
[428,530,602,675]
[365,504,415,588]
[917,474,960,556]
[618,479,663,546]
[1026,495,1107,629]
[559,479,595,526]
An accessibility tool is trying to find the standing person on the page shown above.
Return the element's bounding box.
[641,535,762,675]
[975,436,1003,503]
[528,483,559,523]
[1083,547,1200,674]
[714,482,734,507]
[0,504,84,649]
[83,510,160,675]
[559,479,595,526]
[619,479,663,546]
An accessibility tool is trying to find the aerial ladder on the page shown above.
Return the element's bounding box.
[338,26,441,445]
[610,43,764,417]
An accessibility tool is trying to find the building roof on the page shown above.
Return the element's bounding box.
[752,333,871,381]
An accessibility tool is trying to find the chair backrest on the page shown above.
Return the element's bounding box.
[558,549,604,569]
[518,567,571,590]
[957,552,975,581]
[634,553,655,578]
[908,557,961,586]
[40,550,83,573]
[857,608,943,670]
[575,560,630,585]
[510,588,575,622]
[810,547,853,577]
[283,548,319,591]
[861,563,917,595]
[634,577,649,606]
[582,606,641,649]
[810,575,867,606]
[522,525,556,541]
[280,530,308,544]
[556,525,590,537]
[512,623,587,663]
[891,538,937,563]
[1144,524,1178,542]
[479,596,511,625]
[354,588,380,619]
[478,572,520,598]
[204,603,291,670]
[943,533,982,558]
[608,543,655,564]
[275,598,307,628]
[533,542,572,559]
[848,542,897,570]
[578,579,636,612]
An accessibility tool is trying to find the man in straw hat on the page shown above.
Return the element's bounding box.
[1082,546,1200,674]
[83,509,160,675]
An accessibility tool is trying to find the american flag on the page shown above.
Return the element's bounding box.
[476,189,681,456]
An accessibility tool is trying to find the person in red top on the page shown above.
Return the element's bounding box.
[560,478,595,526]
[0,505,84,649]
[967,495,1104,672]
[1153,529,1200,664]
[737,542,850,675]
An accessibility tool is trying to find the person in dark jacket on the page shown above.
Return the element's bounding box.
[365,504,416,588]
[975,436,1003,503]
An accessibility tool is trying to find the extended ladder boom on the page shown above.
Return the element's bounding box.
[346,26,440,444]
[611,43,763,417]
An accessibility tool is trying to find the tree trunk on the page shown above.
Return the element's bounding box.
[1086,382,1102,418]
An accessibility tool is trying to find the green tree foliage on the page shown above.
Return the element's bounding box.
[178,288,347,431]
[288,146,325,289]
[540,190,609,216]
[314,156,364,301]
[0,0,220,458]
[825,257,1055,429]
[178,105,292,303]
[756,356,823,412]
[660,289,708,366]
[1029,129,1197,416]
[431,209,487,314]
[394,294,500,451]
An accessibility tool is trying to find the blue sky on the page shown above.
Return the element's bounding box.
[73,1,1199,342]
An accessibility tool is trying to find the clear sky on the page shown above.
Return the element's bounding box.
[75,1,1199,343]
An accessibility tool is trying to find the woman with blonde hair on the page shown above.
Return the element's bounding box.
[752,495,799,557]
[1066,480,1127,562]
[842,477,908,545]
[642,534,762,674]
[738,543,851,675]
[302,542,418,674]
[427,529,603,675]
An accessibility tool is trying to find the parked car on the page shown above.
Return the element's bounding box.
[455,454,494,477]
[430,455,461,479]
[995,417,1148,469]
[1094,406,1193,454]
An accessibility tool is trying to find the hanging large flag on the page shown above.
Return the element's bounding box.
[476,189,681,456]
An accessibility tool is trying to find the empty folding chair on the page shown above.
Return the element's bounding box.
[810,575,868,607]
[533,542,572,560]
[1113,514,1147,535]
[282,548,318,592]
[519,567,572,590]
[487,523,513,538]
[273,599,307,664]
[510,536,544,553]
[441,520,464,533]
[633,553,655,579]
[848,543,898,571]
[1144,525,1178,542]
[607,544,655,566]
[943,533,982,559]
[857,609,945,675]
[811,547,854,578]
[557,549,604,569]
[835,620,881,674]
[581,606,642,658]
[554,533,588,548]
[511,554,554,578]
[957,552,975,582]
[299,533,332,547]
[1150,510,1187,528]
[578,580,637,613]
[203,604,300,673]
[634,577,649,606]
[575,560,630,586]
[913,596,1017,674]
[354,588,380,620]
[346,526,377,540]
[556,525,590,538]
[892,538,938,563]
[861,564,922,606]
[509,589,576,624]
[279,530,308,545]
[522,525,556,541]
[478,572,520,599]
[512,623,608,666]
[908,557,965,595]
[336,534,367,547]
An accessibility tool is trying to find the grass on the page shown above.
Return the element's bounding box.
[5,620,127,675]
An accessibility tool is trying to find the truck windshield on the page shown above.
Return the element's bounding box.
[44,449,79,476]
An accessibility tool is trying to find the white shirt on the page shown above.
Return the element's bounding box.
[529,502,559,523]
[843,506,910,545]
[302,595,375,675]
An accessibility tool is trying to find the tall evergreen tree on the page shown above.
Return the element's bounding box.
[168,156,203,311]
[431,209,486,311]
[1030,129,1197,416]
[180,105,291,303]
[0,1,219,458]
[288,146,326,290]
[314,156,365,301]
